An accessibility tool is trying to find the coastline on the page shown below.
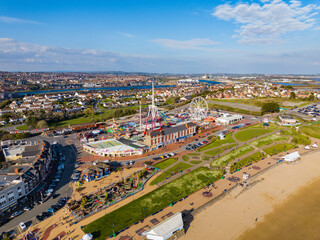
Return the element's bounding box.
[181,150,320,240]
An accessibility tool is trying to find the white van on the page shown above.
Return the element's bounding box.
[19,222,26,230]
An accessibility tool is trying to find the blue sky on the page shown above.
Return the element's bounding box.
[0,0,320,73]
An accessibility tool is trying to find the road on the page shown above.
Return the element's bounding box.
[0,141,77,236]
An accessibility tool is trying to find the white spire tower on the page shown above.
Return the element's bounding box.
[144,80,161,134]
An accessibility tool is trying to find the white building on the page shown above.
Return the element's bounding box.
[142,212,184,240]
[279,115,297,124]
[216,113,243,125]
[0,176,26,214]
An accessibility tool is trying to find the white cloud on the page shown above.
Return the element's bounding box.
[120,33,135,38]
[0,16,41,24]
[151,38,219,50]
[212,0,320,44]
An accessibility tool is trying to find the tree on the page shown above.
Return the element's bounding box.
[308,93,315,101]
[261,102,280,114]
[84,107,94,116]
[36,120,48,129]
[290,92,296,99]
[26,115,37,128]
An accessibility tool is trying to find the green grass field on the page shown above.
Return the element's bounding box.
[150,162,192,185]
[250,134,288,147]
[248,123,284,130]
[153,158,178,170]
[187,153,201,156]
[211,145,254,167]
[300,125,320,139]
[197,134,235,152]
[208,103,261,116]
[190,160,202,164]
[182,155,189,161]
[204,143,237,156]
[263,143,297,155]
[234,129,272,141]
[16,125,28,130]
[230,152,265,172]
[83,167,222,240]
[201,155,210,161]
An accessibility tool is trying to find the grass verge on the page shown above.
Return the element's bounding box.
[150,162,192,186]
[250,134,288,147]
[234,129,272,142]
[153,158,178,170]
[182,155,189,161]
[190,160,202,164]
[197,134,235,152]
[230,152,265,172]
[211,145,254,167]
[204,143,237,156]
[263,143,297,155]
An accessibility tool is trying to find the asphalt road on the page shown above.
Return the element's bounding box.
[0,142,76,236]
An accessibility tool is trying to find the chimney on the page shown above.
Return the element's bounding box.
[14,168,19,174]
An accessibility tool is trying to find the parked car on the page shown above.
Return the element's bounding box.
[19,222,26,231]
[23,206,31,211]
[11,210,23,219]
[47,208,55,213]
[36,215,43,221]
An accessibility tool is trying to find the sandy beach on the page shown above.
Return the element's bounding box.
[181,150,320,240]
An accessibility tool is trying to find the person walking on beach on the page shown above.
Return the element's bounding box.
[255,217,258,222]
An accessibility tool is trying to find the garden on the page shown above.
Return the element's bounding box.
[211,145,254,167]
[83,167,222,240]
[230,152,266,172]
[250,134,288,147]
[150,162,192,186]
[263,143,297,155]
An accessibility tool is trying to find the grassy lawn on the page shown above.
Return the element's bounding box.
[234,129,272,142]
[16,125,29,130]
[248,123,284,130]
[250,134,288,147]
[198,134,235,152]
[182,155,189,161]
[153,158,178,170]
[83,167,222,240]
[208,103,261,116]
[230,152,265,172]
[187,153,201,156]
[204,143,237,156]
[300,125,320,139]
[150,162,192,186]
[201,155,210,161]
[211,145,254,167]
[214,98,310,108]
[49,105,146,128]
[263,143,297,155]
[190,160,202,164]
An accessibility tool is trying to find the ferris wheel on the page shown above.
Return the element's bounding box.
[190,97,208,121]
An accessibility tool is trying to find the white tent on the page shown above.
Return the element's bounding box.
[282,151,300,162]
[81,234,93,240]
[312,143,318,148]
[142,212,184,240]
